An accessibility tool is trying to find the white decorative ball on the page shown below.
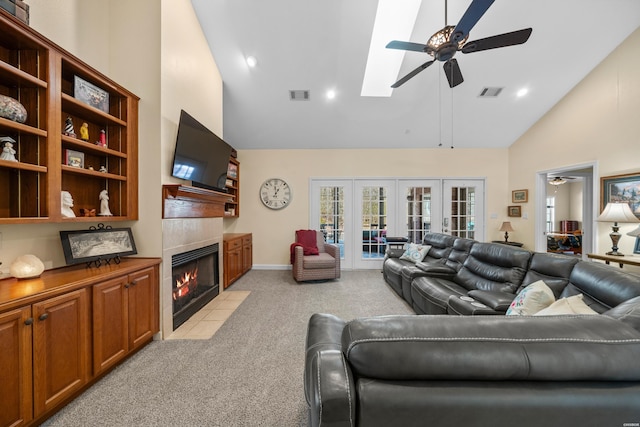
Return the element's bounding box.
[10,254,45,279]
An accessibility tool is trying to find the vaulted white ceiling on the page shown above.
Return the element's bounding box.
[190,0,640,150]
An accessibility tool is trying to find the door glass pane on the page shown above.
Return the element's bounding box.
[361,186,386,258]
[450,186,475,239]
[406,187,432,243]
[319,186,344,258]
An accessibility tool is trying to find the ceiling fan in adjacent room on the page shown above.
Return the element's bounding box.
[386,0,532,88]
[548,176,577,186]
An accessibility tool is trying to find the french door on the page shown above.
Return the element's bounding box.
[310,178,484,270]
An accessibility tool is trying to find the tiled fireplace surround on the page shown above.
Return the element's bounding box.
[161,217,223,339]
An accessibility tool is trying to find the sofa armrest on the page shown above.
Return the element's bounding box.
[385,248,405,258]
[307,349,355,427]
[305,313,345,405]
[467,290,515,312]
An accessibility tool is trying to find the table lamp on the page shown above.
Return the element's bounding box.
[499,221,514,243]
[597,202,639,256]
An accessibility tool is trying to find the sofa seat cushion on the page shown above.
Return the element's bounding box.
[303,253,337,269]
[342,315,640,381]
[411,276,468,315]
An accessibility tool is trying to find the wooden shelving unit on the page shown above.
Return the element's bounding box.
[225,157,239,217]
[0,9,138,223]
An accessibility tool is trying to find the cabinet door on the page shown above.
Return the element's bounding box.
[33,288,90,417]
[0,307,33,427]
[242,237,252,274]
[93,276,129,375]
[128,267,158,350]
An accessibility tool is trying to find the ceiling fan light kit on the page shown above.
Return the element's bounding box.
[386,0,532,89]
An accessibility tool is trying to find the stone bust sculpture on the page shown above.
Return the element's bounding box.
[61,190,76,218]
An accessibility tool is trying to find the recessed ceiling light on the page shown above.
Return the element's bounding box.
[326,89,336,100]
[246,56,257,68]
[517,88,529,97]
[361,0,421,97]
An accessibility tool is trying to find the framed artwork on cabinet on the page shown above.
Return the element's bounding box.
[512,189,528,203]
[60,226,137,266]
[600,172,640,219]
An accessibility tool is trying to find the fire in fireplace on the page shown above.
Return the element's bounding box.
[172,243,219,330]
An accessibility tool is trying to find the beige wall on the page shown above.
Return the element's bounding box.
[227,148,509,266]
[508,28,640,257]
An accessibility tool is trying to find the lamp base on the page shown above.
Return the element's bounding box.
[605,250,625,257]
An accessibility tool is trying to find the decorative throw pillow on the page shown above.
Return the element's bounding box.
[399,243,431,263]
[534,294,599,316]
[506,280,555,316]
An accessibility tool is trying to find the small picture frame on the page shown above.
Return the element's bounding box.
[508,206,522,217]
[512,189,528,203]
[74,75,109,113]
[59,226,137,266]
[227,162,238,179]
[65,149,85,168]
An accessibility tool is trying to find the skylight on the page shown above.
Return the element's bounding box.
[361,0,421,97]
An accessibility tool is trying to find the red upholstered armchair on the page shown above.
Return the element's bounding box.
[291,230,340,282]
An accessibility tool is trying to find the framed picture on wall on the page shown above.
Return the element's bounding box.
[512,189,528,203]
[508,206,522,217]
[59,226,137,266]
[600,172,640,219]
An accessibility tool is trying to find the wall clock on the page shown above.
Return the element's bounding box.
[260,178,292,210]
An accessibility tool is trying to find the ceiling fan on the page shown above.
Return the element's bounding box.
[548,176,576,186]
[386,0,532,88]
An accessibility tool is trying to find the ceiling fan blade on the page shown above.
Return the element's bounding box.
[461,28,533,54]
[386,40,428,52]
[450,0,495,43]
[391,60,436,88]
[443,59,463,88]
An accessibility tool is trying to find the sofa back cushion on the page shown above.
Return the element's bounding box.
[564,262,640,312]
[421,233,456,263]
[444,237,475,272]
[454,242,531,293]
[517,252,579,297]
[341,315,640,381]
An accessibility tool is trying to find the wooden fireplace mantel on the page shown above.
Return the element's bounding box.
[162,185,232,219]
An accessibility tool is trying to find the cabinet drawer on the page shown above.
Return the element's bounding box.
[242,235,252,246]
[225,238,242,250]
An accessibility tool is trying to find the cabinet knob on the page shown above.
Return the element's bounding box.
[124,283,130,288]
[24,317,33,325]
[39,313,49,321]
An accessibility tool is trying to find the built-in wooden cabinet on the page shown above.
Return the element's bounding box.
[0,9,138,223]
[223,233,252,288]
[0,257,160,427]
[225,158,239,217]
[92,267,157,375]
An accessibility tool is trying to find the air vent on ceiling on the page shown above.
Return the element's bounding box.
[289,90,310,101]
[478,87,503,98]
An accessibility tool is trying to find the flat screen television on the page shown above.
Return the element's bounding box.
[171,110,233,193]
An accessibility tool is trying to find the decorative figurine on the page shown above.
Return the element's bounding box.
[99,165,107,173]
[61,191,76,218]
[96,129,106,147]
[63,116,76,137]
[80,122,89,141]
[98,189,113,216]
[0,137,17,162]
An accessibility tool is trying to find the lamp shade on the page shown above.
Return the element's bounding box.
[597,203,640,223]
[499,221,514,232]
[626,225,640,237]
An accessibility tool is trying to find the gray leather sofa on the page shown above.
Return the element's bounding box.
[305,308,640,427]
[304,233,640,426]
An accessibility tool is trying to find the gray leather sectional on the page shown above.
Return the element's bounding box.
[304,233,640,427]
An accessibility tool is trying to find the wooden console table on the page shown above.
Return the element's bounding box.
[587,253,640,269]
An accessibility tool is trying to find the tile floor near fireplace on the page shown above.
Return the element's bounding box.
[167,290,250,340]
